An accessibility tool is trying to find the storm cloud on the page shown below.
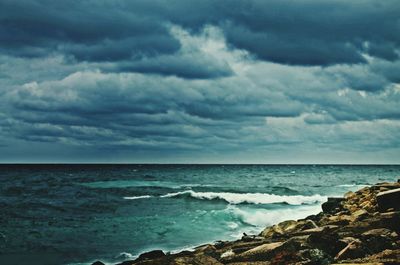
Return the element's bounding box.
[0,0,399,163]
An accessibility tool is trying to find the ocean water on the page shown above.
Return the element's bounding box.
[0,164,399,265]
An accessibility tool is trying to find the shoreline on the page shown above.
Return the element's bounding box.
[92,181,400,265]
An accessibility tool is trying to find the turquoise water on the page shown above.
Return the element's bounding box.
[0,164,399,265]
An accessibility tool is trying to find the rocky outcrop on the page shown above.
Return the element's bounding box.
[376,188,400,212]
[93,181,400,265]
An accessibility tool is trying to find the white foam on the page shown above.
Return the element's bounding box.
[227,221,239,229]
[337,184,367,187]
[161,190,326,205]
[123,195,152,200]
[228,204,322,228]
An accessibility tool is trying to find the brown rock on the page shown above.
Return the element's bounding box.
[307,228,346,256]
[321,197,345,214]
[334,240,365,261]
[352,209,369,221]
[136,250,165,262]
[222,242,284,262]
[91,262,106,265]
[361,228,399,254]
[344,191,356,199]
[331,262,385,265]
[172,254,223,265]
[326,214,352,225]
[260,220,297,238]
[376,188,400,212]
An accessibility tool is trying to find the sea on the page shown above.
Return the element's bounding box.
[0,164,399,265]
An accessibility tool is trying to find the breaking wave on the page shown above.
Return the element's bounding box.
[160,190,326,205]
[123,195,152,200]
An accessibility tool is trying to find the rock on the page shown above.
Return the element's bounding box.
[173,254,223,265]
[331,262,385,265]
[293,226,325,236]
[91,262,105,265]
[352,209,369,221]
[241,233,264,242]
[260,219,319,238]
[379,211,400,232]
[344,191,356,199]
[307,228,346,256]
[334,240,366,261]
[326,214,353,225]
[136,250,165,261]
[214,240,227,249]
[222,242,284,262]
[300,248,331,265]
[376,188,400,212]
[267,239,304,264]
[322,197,345,214]
[220,249,234,259]
[361,228,399,254]
[260,220,298,238]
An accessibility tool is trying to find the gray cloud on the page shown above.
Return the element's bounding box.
[2,0,400,67]
[0,1,400,163]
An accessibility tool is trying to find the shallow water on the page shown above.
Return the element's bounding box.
[0,164,399,265]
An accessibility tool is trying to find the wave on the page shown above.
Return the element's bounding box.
[227,204,321,228]
[337,184,367,187]
[123,195,152,200]
[160,190,326,205]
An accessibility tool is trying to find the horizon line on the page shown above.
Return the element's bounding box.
[1,162,400,166]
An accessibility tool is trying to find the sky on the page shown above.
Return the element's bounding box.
[0,0,400,164]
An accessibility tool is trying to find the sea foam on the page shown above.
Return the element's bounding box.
[123,195,152,200]
[160,190,326,205]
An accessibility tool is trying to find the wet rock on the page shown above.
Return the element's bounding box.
[321,197,345,214]
[260,220,298,238]
[260,219,318,238]
[91,261,105,265]
[214,240,227,249]
[242,233,265,242]
[136,250,165,261]
[376,188,400,212]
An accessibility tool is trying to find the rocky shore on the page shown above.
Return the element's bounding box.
[93,181,400,265]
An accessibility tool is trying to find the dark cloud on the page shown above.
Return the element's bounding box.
[0,1,400,163]
[1,0,400,68]
[109,54,233,79]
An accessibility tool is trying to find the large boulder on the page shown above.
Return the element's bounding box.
[334,240,366,261]
[361,228,399,254]
[91,262,105,265]
[220,241,284,262]
[260,219,317,238]
[322,197,345,214]
[376,188,400,212]
[307,227,346,256]
[135,250,165,262]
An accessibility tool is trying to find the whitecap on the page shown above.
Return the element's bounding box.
[227,204,322,228]
[161,190,326,205]
[123,195,152,200]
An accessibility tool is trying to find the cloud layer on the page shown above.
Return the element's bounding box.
[0,0,399,163]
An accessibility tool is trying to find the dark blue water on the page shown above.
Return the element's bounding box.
[0,164,399,265]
